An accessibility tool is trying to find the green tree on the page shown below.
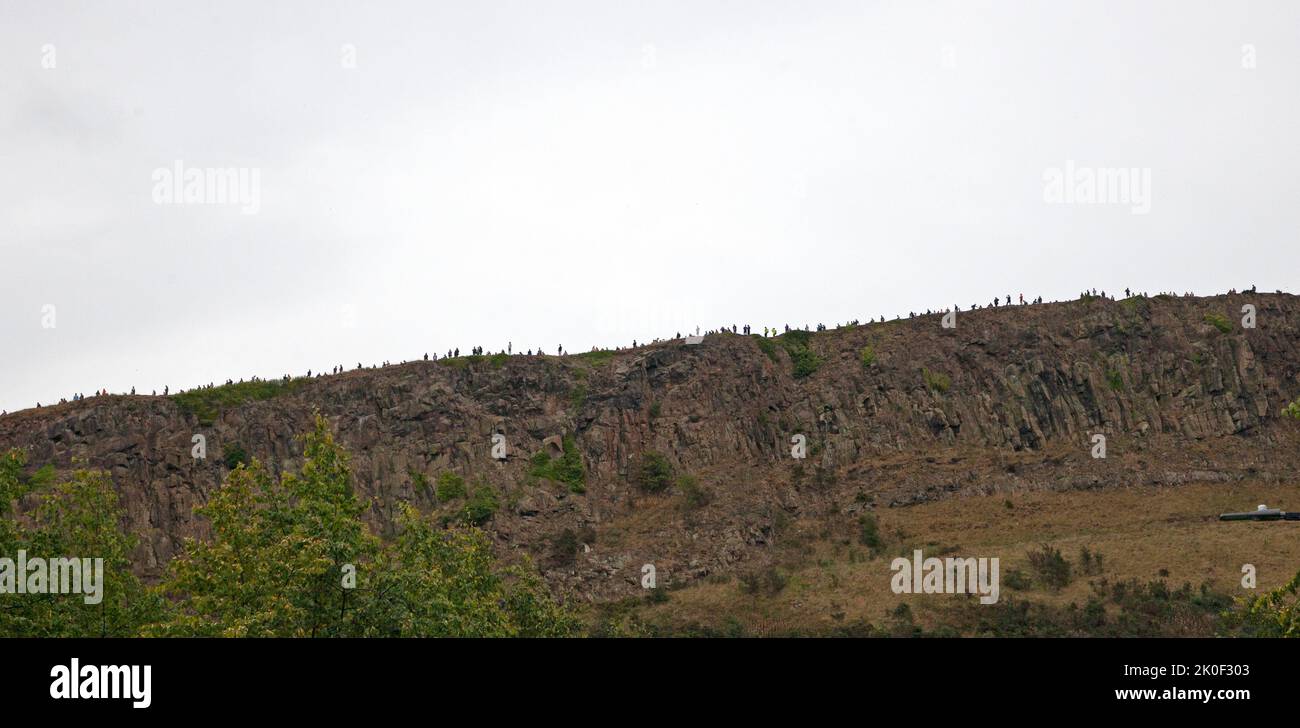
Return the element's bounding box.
[149,414,576,637]
[1,454,160,637]
[357,504,578,637]
[1221,570,1300,637]
[149,414,378,637]
[634,452,673,493]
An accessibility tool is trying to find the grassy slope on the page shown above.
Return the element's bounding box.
[622,478,1300,635]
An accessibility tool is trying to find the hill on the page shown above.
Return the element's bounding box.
[3,291,1299,632]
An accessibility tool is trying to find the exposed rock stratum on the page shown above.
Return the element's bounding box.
[3,293,1298,601]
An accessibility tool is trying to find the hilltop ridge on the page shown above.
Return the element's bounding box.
[3,292,1299,601]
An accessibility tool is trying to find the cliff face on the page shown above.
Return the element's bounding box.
[3,293,1299,599]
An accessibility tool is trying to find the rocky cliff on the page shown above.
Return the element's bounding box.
[3,292,1299,600]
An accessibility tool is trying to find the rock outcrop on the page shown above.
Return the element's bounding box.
[3,292,1299,600]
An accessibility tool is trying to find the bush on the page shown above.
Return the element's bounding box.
[922,367,951,394]
[753,335,779,363]
[410,470,430,494]
[677,475,712,509]
[435,472,467,501]
[859,346,876,367]
[569,382,588,409]
[1204,313,1232,334]
[1027,543,1073,590]
[739,566,787,596]
[788,348,822,378]
[1106,368,1124,391]
[1004,568,1031,591]
[1284,398,1300,420]
[222,443,250,470]
[528,437,585,493]
[779,330,823,378]
[634,452,674,493]
[1079,546,1104,576]
[857,513,883,551]
[1220,569,1300,637]
[549,528,581,565]
[457,484,499,526]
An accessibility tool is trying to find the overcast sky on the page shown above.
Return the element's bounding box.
[2,0,1298,411]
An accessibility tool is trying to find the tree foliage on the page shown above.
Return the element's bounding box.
[147,414,576,637]
[0,451,160,636]
[3,416,577,637]
[1221,570,1300,637]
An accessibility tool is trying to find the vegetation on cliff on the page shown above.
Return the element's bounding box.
[528,436,585,493]
[172,378,305,425]
[0,417,577,637]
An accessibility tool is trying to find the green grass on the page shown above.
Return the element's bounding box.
[1204,313,1232,334]
[778,330,823,378]
[435,472,466,501]
[753,335,779,363]
[528,436,586,493]
[489,353,509,368]
[172,378,305,426]
[1106,368,1125,391]
[575,350,616,366]
[569,382,589,409]
[859,346,876,368]
[922,368,950,394]
[437,355,488,370]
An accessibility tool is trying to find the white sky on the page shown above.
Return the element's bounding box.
[2,0,1298,411]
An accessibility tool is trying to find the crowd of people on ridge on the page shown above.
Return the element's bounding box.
[0,285,1275,417]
